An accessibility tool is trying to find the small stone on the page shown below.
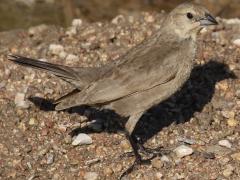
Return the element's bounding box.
[59,51,67,59]
[49,44,64,55]
[155,172,163,179]
[231,152,240,161]
[152,157,163,169]
[223,164,235,177]
[72,133,92,146]
[15,93,29,109]
[103,167,113,176]
[160,155,170,162]
[28,24,48,36]
[65,27,77,36]
[219,157,230,165]
[177,137,195,145]
[218,139,232,149]
[114,164,123,172]
[233,39,240,47]
[227,118,238,127]
[120,139,131,151]
[64,135,72,144]
[58,124,68,132]
[72,19,82,27]
[84,172,98,180]
[144,14,154,22]
[111,15,125,24]
[66,54,79,64]
[46,153,54,165]
[18,122,26,131]
[29,118,37,125]
[222,111,235,118]
[174,145,193,158]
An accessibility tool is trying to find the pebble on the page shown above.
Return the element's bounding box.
[28,24,48,36]
[223,18,240,24]
[114,164,123,173]
[152,157,163,169]
[84,172,98,180]
[72,133,92,146]
[14,93,29,109]
[46,153,54,165]
[65,27,77,36]
[174,145,193,158]
[233,39,240,47]
[231,152,240,161]
[221,111,235,119]
[72,19,82,27]
[227,118,238,127]
[111,15,125,24]
[222,164,235,177]
[218,139,232,149]
[160,155,170,162]
[155,172,163,179]
[29,118,37,125]
[66,54,79,64]
[177,137,195,145]
[64,135,72,144]
[59,51,67,59]
[48,44,64,55]
[103,167,113,176]
[120,139,131,151]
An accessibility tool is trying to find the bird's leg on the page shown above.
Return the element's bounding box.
[119,131,151,179]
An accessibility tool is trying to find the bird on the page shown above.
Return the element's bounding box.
[8,2,218,177]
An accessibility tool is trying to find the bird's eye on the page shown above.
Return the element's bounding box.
[186,12,193,19]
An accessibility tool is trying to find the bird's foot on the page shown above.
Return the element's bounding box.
[119,157,151,180]
[119,145,170,159]
[119,151,135,158]
[138,145,170,157]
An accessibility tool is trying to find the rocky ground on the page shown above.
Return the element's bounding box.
[0,11,240,180]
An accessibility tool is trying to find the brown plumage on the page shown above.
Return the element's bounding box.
[8,2,218,177]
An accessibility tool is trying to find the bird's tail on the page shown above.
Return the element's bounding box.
[8,55,79,81]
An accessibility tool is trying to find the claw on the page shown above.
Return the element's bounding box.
[119,158,151,180]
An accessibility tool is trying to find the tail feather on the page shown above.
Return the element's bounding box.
[8,55,79,81]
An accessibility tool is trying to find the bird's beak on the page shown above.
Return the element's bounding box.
[199,13,218,26]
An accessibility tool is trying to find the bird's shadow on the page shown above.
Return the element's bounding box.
[29,61,236,141]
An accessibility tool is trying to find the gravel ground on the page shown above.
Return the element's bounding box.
[0,12,240,179]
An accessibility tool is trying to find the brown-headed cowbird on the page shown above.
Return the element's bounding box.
[8,2,218,177]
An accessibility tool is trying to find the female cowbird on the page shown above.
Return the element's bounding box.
[8,2,218,177]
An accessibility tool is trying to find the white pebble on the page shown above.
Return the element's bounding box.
[218,139,232,149]
[111,15,125,24]
[28,24,48,36]
[65,27,77,36]
[160,155,170,162]
[72,133,92,146]
[84,172,98,180]
[66,54,79,64]
[72,19,82,27]
[59,51,67,59]
[222,18,240,24]
[46,153,54,164]
[174,145,193,158]
[233,39,240,47]
[49,44,64,55]
[14,93,29,109]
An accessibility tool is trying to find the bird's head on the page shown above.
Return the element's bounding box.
[165,2,218,40]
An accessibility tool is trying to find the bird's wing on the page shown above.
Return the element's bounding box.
[56,40,181,110]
